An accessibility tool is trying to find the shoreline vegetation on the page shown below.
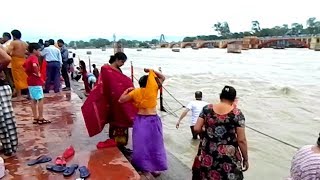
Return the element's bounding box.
[68,17,320,49]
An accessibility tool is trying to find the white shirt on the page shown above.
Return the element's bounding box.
[186,100,209,126]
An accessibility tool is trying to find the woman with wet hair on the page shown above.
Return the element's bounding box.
[289,133,320,179]
[119,68,167,176]
[192,86,248,180]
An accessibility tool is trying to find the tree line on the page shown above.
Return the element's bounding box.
[68,17,320,47]
[68,38,159,48]
[183,17,320,42]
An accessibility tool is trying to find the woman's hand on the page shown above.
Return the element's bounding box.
[242,160,249,171]
[176,121,180,129]
[125,87,134,94]
[144,68,150,73]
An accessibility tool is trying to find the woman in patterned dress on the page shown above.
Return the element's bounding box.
[192,86,248,180]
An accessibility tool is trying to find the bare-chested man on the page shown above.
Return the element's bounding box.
[7,30,28,100]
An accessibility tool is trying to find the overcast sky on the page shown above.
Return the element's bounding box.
[1,0,319,42]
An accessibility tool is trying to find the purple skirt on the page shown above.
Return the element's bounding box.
[132,114,168,172]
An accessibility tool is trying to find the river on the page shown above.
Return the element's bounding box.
[73,48,320,180]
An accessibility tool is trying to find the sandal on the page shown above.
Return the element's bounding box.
[33,119,39,124]
[27,155,52,166]
[37,119,51,125]
[46,164,67,173]
[55,156,66,166]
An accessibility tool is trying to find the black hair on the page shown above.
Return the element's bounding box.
[317,133,320,147]
[3,32,11,40]
[109,55,116,64]
[48,39,55,45]
[195,91,202,100]
[11,29,21,39]
[114,52,127,61]
[38,39,44,44]
[92,64,96,68]
[73,53,76,58]
[138,75,148,88]
[27,43,41,53]
[220,85,237,101]
[79,60,86,72]
[57,39,64,44]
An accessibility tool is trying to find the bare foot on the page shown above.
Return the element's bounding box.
[151,171,161,177]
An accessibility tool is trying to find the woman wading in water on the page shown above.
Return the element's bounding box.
[119,68,167,176]
[192,86,248,180]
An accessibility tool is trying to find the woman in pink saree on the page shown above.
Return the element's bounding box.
[82,52,137,154]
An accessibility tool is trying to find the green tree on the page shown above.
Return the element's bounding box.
[251,21,261,34]
[150,39,159,45]
[291,23,304,35]
[213,22,231,37]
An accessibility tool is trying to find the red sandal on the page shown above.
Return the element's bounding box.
[62,146,75,160]
[55,156,66,166]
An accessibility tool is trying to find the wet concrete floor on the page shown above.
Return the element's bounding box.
[2,92,140,180]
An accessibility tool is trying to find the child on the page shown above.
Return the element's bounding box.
[23,43,50,124]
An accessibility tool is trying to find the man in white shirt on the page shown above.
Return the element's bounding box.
[176,91,208,139]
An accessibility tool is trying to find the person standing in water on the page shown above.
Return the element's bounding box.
[176,91,208,139]
[192,86,248,179]
[119,68,168,176]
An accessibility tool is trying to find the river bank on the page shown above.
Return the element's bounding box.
[70,80,192,179]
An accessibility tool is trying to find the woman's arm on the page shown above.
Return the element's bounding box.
[144,68,165,84]
[237,127,249,171]
[118,87,134,103]
[194,117,204,133]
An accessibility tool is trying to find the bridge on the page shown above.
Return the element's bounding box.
[159,35,316,49]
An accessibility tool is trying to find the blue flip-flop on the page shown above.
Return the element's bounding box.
[79,166,90,179]
[63,164,79,177]
[27,155,52,166]
[46,164,67,173]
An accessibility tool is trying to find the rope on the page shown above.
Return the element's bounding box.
[160,107,185,118]
[245,125,299,150]
[131,70,299,150]
[162,86,185,108]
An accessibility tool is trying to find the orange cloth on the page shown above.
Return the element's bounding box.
[40,59,47,82]
[129,70,158,109]
[11,56,28,90]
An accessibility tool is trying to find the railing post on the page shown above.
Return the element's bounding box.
[159,67,166,112]
[131,61,134,83]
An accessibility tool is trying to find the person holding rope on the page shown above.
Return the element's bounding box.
[192,86,248,180]
[176,91,208,139]
[119,68,167,176]
[289,133,320,179]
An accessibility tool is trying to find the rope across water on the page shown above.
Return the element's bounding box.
[131,70,299,150]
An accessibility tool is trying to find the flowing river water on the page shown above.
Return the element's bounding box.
[74,48,320,180]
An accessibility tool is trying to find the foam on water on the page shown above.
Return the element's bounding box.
[73,48,320,180]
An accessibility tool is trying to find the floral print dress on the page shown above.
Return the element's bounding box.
[192,104,246,180]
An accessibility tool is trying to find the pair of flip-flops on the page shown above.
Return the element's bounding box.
[46,164,90,178]
[55,146,75,166]
[27,156,90,178]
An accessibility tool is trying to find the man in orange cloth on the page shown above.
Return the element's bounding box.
[7,30,28,100]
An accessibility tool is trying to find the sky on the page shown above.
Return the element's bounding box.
[1,0,319,42]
